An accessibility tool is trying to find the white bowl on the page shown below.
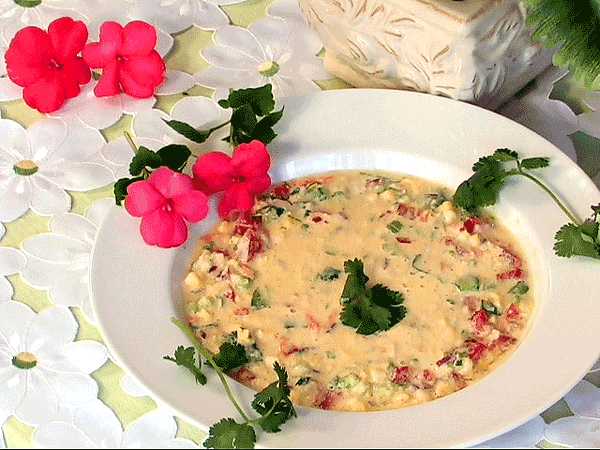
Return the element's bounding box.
[90,89,600,448]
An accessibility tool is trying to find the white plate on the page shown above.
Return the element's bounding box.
[90,89,600,448]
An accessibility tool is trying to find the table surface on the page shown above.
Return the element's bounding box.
[1,0,600,448]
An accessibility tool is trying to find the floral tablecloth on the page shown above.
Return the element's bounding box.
[0,0,599,448]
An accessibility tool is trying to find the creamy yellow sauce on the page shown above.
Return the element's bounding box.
[183,171,534,411]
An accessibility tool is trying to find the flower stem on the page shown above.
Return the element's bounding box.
[171,318,252,423]
[124,131,139,154]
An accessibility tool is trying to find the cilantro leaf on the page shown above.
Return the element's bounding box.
[129,146,163,176]
[554,205,600,259]
[162,119,213,144]
[219,84,276,117]
[163,345,207,385]
[520,157,550,170]
[213,342,249,373]
[252,362,296,433]
[114,176,143,205]
[340,259,406,335]
[204,418,256,449]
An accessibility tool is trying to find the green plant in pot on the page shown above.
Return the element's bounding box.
[524,0,600,90]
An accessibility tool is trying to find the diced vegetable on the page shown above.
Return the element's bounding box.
[454,275,480,292]
[509,281,530,297]
[482,300,501,316]
[411,254,429,274]
[251,289,268,310]
[387,220,404,233]
[332,373,361,390]
[318,267,342,281]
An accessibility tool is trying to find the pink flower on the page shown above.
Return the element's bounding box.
[192,140,272,219]
[4,17,91,113]
[124,167,209,248]
[82,21,166,98]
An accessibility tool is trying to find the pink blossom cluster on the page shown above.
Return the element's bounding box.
[124,141,272,248]
[4,17,165,113]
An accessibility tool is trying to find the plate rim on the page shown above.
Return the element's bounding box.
[90,88,600,448]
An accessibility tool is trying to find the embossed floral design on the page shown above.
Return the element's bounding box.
[0,301,108,425]
[33,400,198,448]
[0,117,112,224]
[101,95,230,179]
[0,0,88,46]
[20,198,113,323]
[544,379,600,447]
[195,17,325,99]
[4,17,91,113]
[0,247,26,303]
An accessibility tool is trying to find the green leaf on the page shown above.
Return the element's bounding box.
[231,104,258,134]
[339,259,406,335]
[553,222,600,259]
[522,0,600,89]
[520,157,551,170]
[114,176,143,206]
[221,84,276,116]
[213,342,249,373]
[163,346,207,385]
[204,418,256,449]
[252,362,296,433]
[156,144,192,172]
[341,259,369,301]
[250,108,284,144]
[163,118,213,144]
[129,146,162,176]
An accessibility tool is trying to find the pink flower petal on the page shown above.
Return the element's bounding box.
[192,152,237,194]
[124,180,165,217]
[48,17,88,62]
[245,174,272,195]
[62,57,92,86]
[171,190,209,223]
[119,52,165,98]
[148,167,195,199]
[22,74,66,113]
[218,184,254,219]
[94,59,121,97]
[82,22,123,68]
[140,209,187,248]
[58,71,82,100]
[121,21,157,56]
[231,140,271,179]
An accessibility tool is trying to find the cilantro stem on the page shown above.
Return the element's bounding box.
[171,317,252,423]
[515,170,582,226]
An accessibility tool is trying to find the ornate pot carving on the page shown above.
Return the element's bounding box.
[299,0,554,108]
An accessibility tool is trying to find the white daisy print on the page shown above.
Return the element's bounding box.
[195,17,325,99]
[102,94,231,180]
[0,301,108,425]
[0,246,26,303]
[0,0,89,45]
[34,401,198,448]
[20,198,113,323]
[0,117,113,225]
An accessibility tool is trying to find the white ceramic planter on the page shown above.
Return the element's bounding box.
[299,0,554,109]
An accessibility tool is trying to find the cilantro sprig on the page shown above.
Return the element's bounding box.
[114,132,191,205]
[340,259,407,335]
[164,84,283,148]
[453,148,600,260]
[167,318,296,449]
[113,84,282,206]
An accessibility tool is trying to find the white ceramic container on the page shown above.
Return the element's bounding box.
[299,0,554,108]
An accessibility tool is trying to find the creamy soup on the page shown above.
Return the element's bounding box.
[183,171,534,411]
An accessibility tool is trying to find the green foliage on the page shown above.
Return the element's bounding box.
[340,259,406,335]
[454,148,600,260]
[523,0,600,89]
[165,84,284,148]
[204,419,257,449]
[163,346,207,385]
